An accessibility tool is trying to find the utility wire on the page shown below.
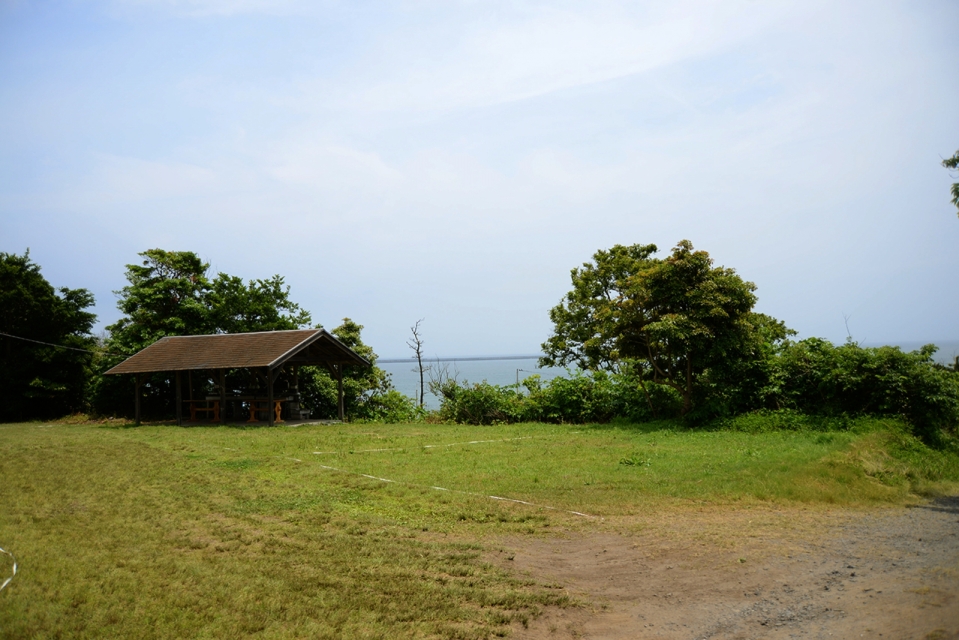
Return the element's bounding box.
[0,331,120,357]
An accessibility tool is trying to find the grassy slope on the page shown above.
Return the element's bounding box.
[0,419,956,639]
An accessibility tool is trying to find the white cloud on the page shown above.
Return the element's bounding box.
[321,1,802,113]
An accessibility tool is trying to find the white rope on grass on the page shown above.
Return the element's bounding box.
[312,435,538,455]
[0,547,17,593]
[315,463,598,519]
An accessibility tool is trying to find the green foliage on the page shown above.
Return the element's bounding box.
[542,240,788,416]
[541,243,658,372]
[357,389,427,423]
[434,370,682,425]
[769,339,959,442]
[107,249,212,352]
[687,312,795,422]
[207,273,311,334]
[433,380,525,425]
[943,149,959,215]
[105,249,310,355]
[297,319,397,421]
[0,250,97,421]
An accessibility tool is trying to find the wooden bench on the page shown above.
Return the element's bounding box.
[188,400,219,422]
[246,400,284,423]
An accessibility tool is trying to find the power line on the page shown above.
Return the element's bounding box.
[0,331,120,357]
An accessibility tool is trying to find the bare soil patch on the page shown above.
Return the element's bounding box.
[493,497,959,639]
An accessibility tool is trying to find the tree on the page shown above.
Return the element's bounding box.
[541,243,659,373]
[106,249,311,355]
[207,274,311,334]
[0,251,97,421]
[943,150,959,216]
[407,318,427,408]
[106,249,212,355]
[542,241,776,416]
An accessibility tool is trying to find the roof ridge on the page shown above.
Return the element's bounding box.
[160,328,319,339]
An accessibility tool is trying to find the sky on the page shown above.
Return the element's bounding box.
[1,0,957,359]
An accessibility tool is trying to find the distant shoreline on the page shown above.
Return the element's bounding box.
[379,341,959,366]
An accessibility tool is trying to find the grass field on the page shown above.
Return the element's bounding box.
[1,417,957,639]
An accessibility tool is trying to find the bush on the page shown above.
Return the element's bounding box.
[433,370,682,426]
[354,389,426,423]
[433,380,524,425]
[771,340,959,442]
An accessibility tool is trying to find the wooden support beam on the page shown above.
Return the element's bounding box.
[134,373,141,426]
[336,364,344,422]
[175,371,183,427]
[219,368,226,424]
[267,366,275,427]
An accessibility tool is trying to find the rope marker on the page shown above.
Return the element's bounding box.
[0,547,17,593]
[312,435,537,455]
[316,464,597,519]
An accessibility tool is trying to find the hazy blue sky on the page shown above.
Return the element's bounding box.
[2,0,957,358]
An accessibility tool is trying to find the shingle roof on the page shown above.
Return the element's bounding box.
[105,329,369,374]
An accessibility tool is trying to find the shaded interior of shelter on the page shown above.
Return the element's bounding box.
[105,329,370,426]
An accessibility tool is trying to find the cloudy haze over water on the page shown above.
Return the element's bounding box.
[2,1,957,359]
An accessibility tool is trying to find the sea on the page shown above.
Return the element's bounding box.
[379,340,959,411]
[379,356,567,410]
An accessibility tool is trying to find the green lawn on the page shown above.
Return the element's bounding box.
[1,418,956,639]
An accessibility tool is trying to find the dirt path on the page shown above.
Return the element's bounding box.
[496,497,959,639]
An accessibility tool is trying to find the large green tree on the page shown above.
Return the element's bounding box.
[106,249,212,354]
[542,240,785,416]
[106,249,311,355]
[0,251,97,421]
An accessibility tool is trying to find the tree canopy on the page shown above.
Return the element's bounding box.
[541,240,789,415]
[106,248,311,355]
[0,251,97,421]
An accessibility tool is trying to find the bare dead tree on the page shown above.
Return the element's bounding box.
[407,319,427,407]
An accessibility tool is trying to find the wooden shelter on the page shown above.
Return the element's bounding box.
[105,329,370,425]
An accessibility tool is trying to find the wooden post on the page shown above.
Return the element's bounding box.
[219,369,226,424]
[336,364,344,422]
[134,373,141,426]
[175,371,183,426]
[267,366,274,427]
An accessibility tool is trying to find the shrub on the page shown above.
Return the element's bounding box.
[772,340,959,442]
[354,389,426,423]
[434,370,682,425]
[433,380,523,425]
